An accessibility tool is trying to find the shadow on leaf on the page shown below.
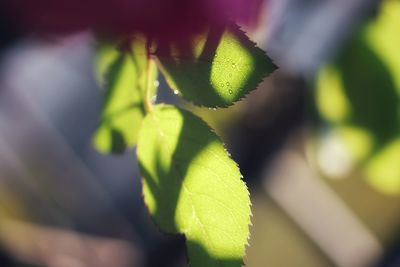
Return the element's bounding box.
[138,106,250,267]
[156,24,276,107]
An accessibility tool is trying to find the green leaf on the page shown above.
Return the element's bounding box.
[314,0,400,192]
[93,38,158,153]
[156,24,276,108]
[365,138,400,195]
[137,105,251,267]
[335,33,399,143]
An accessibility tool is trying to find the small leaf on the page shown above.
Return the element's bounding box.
[93,38,158,153]
[95,44,120,87]
[157,24,276,108]
[137,105,251,267]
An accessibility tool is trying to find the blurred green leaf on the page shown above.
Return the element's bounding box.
[93,38,158,153]
[137,105,251,267]
[315,0,400,194]
[95,44,120,86]
[337,33,398,143]
[365,0,400,93]
[316,66,351,124]
[157,24,276,108]
[365,138,400,195]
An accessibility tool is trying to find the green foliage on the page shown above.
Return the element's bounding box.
[92,24,276,266]
[314,0,400,194]
[365,138,400,194]
[137,105,250,266]
[93,39,158,153]
[157,24,276,107]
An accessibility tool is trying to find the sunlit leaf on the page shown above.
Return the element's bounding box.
[95,44,120,87]
[365,0,400,93]
[316,66,351,123]
[137,105,251,266]
[93,38,158,153]
[365,138,400,195]
[157,24,276,108]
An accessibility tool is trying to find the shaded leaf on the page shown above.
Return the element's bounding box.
[157,24,276,108]
[93,39,158,153]
[337,33,398,144]
[137,105,251,267]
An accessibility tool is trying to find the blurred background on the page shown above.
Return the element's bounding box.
[1,0,400,266]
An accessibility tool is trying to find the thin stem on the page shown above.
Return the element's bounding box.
[144,57,155,113]
[144,37,156,113]
[127,38,155,114]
